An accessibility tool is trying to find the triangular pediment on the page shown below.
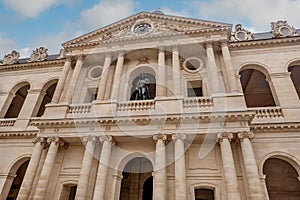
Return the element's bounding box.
[63,11,232,49]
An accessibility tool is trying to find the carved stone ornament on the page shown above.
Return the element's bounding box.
[230,24,254,42]
[27,47,48,62]
[57,49,66,59]
[271,20,299,38]
[0,50,20,65]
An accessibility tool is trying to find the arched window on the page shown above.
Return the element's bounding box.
[130,73,156,100]
[240,69,276,107]
[5,84,30,118]
[263,158,300,199]
[194,188,215,200]
[36,82,57,117]
[6,160,29,199]
[120,157,153,200]
[288,65,300,99]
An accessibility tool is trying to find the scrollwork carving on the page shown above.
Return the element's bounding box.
[271,20,299,38]
[27,47,48,62]
[0,50,20,65]
[230,24,254,42]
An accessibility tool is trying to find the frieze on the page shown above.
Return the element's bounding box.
[0,50,20,65]
[27,47,48,62]
[271,20,299,38]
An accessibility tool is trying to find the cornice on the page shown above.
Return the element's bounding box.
[30,111,254,128]
[0,131,37,138]
[229,36,300,49]
[0,59,65,72]
[64,27,231,51]
[251,122,300,132]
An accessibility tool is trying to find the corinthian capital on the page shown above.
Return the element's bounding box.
[217,132,233,143]
[82,135,98,145]
[32,137,46,145]
[99,135,116,145]
[153,134,167,141]
[172,133,186,141]
[47,136,64,146]
[237,132,254,141]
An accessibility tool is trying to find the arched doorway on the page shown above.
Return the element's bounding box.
[120,157,153,200]
[130,73,156,100]
[288,65,300,99]
[194,188,215,200]
[263,158,300,199]
[36,81,57,117]
[239,68,276,107]
[6,160,29,200]
[5,84,30,118]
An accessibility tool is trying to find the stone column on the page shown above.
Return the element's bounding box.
[51,57,72,103]
[17,137,46,200]
[96,53,112,101]
[92,135,114,200]
[111,170,123,200]
[172,134,187,200]
[217,132,241,200]
[0,92,11,118]
[206,42,220,94]
[33,137,64,200]
[111,52,124,100]
[153,134,167,200]
[75,136,97,200]
[221,42,239,93]
[172,47,181,96]
[64,55,84,103]
[238,132,264,200]
[156,48,166,97]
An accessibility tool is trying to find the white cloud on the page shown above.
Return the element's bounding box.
[191,0,300,32]
[0,33,20,58]
[2,0,79,19]
[80,0,136,30]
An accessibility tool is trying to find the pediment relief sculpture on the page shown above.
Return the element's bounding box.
[271,20,299,38]
[0,50,20,65]
[230,24,254,42]
[27,47,48,62]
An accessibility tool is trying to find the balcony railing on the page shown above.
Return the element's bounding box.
[183,97,213,108]
[0,118,16,127]
[249,107,284,118]
[68,104,92,115]
[117,100,155,111]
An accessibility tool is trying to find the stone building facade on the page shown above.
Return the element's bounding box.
[0,11,300,200]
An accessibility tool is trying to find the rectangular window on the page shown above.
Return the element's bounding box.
[187,80,203,97]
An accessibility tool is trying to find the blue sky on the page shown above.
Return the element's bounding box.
[1,0,300,58]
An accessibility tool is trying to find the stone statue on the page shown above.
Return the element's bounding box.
[135,73,150,100]
[27,47,48,62]
[0,50,20,65]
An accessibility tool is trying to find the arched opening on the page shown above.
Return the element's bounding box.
[59,184,77,200]
[263,158,300,199]
[194,188,215,200]
[288,65,300,99]
[5,84,30,118]
[36,82,57,117]
[120,157,153,200]
[130,73,156,100]
[6,160,29,200]
[239,69,276,107]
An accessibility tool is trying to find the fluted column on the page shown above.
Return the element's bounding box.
[92,135,115,200]
[96,53,112,101]
[75,136,97,200]
[111,52,124,100]
[217,132,241,200]
[17,137,46,200]
[221,42,239,93]
[51,57,72,103]
[64,55,84,103]
[206,42,220,94]
[153,134,167,200]
[172,47,181,96]
[156,48,166,97]
[238,132,264,200]
[33,137,64,200]
[172,134,187,200]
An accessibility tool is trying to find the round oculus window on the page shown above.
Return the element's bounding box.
[183,57,204,73]
[279,26,292,36]
[88,66,102,80]
[133,23,152,35]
